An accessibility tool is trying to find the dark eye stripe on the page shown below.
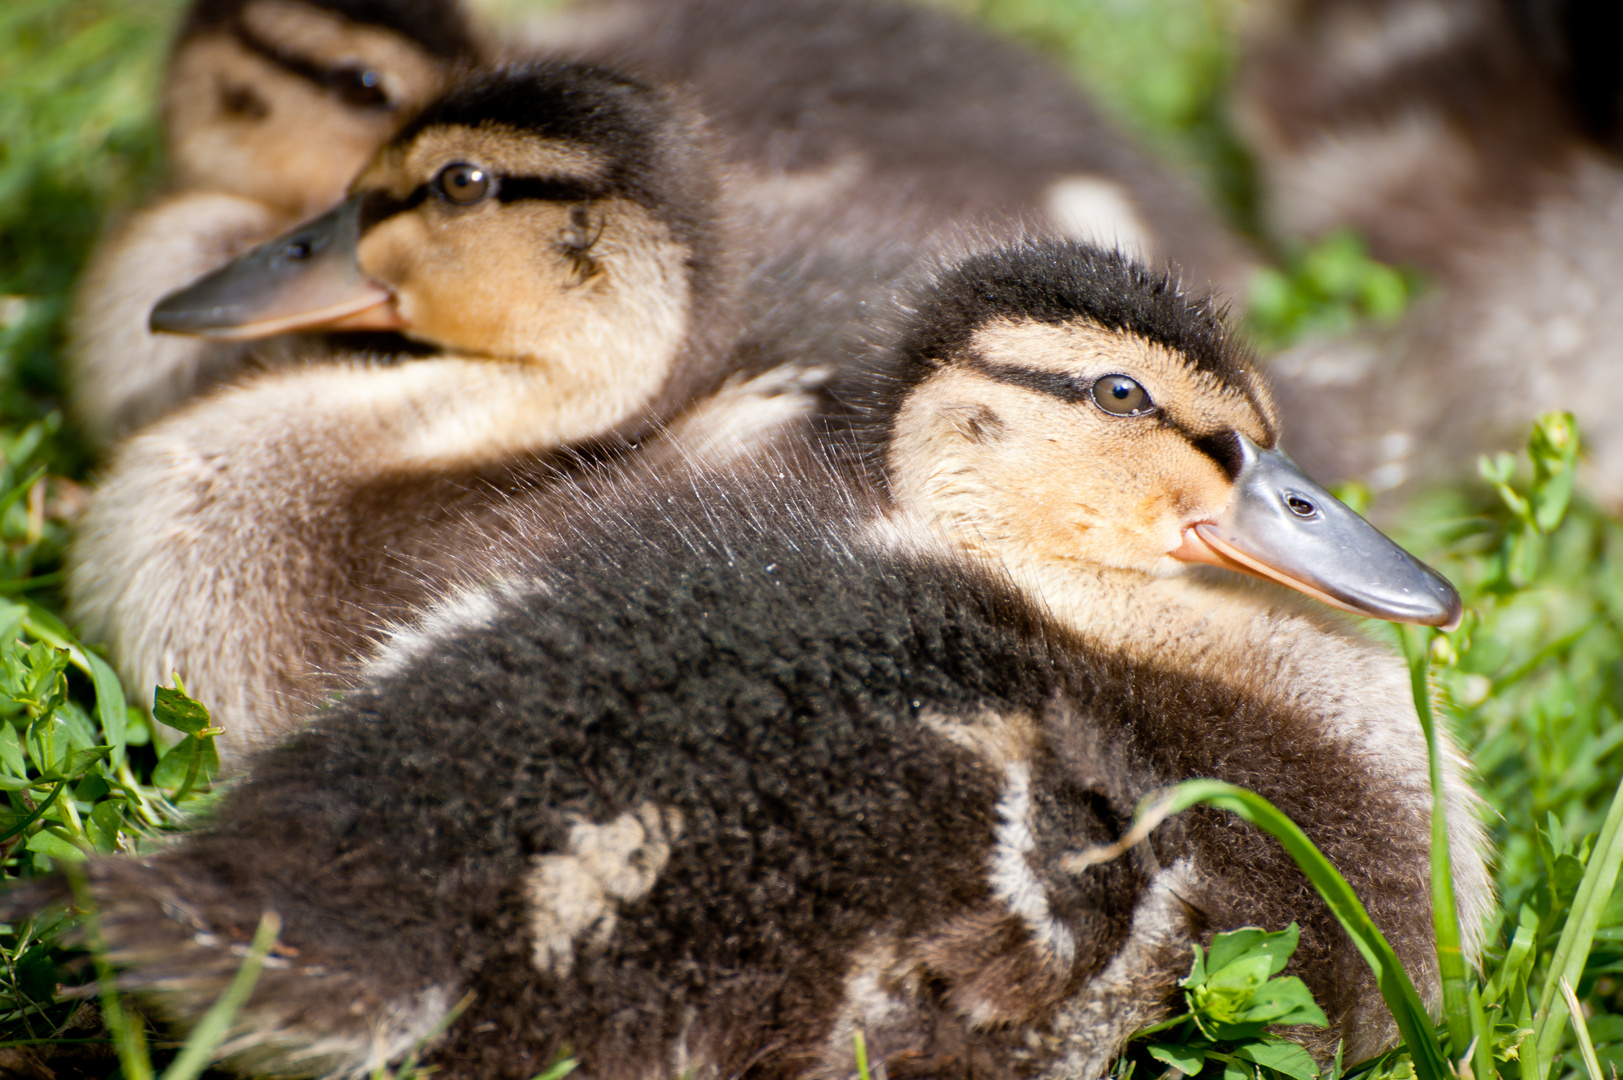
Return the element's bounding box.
[357,174,607,235]
[1192,431,1244,480]
[358,186,430,234]
[964,359,1246,471]
[964,359,1089,403]
[230,21,393,108]
[497,176,606,203]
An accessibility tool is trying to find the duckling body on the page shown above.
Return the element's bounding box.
[69,0,474,444]
[1232,0,1623,502]
[55,241,1487,1080]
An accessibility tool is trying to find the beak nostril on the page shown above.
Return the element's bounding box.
[1286,495,1317,518]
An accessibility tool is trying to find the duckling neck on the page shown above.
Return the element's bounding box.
[1026,548,1490,944]
[284,354,663,470]
[1010,552,1401,712]
[880,516,1494,962]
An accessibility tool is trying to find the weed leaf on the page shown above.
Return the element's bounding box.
[1148,1041,1209,1074]
[153,684,210,736]
[24,829,82,863]
[1233,1038,1321,1080]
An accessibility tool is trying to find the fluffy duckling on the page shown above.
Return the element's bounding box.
[512,0,1255,295]
[68,60,801,761]
[1231,0,1623,503]
[46,241,1487,1080]
[70,0,476,445]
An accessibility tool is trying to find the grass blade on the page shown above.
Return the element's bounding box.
[373,990,475,1080]
[1534,771,1623,1075]
[1559,977,1603,1080]
[65,865,154,1080]
[1468,984,1492,1080]
[1063,779,1450,1080]
[528,1058,579,1080]
[159,911,281,1080]
[1400,626,1473,1064]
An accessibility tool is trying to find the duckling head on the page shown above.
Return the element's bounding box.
[876,239,1462,628]
[152,62,737,438]
[165,0,476,215]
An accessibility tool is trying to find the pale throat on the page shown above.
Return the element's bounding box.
[911,487,1392,703]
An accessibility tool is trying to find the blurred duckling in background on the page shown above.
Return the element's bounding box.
[47,241,1485,1080]
[70,0,476,445]
[1232,0,1623,505]
[505,0,1256,295]
[69,60,792,761]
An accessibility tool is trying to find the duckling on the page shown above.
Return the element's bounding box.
[511,0,1256,295]
[68,59,848,762]
[1231,0,1623,503]
[69,0,476,445]
[43,239,1486,1080]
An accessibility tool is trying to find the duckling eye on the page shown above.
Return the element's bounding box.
[1090,374,1151,416]
[434,163,493,206]
[332,67,389,108]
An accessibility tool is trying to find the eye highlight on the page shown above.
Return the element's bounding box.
[433,163,493,206]
[1090,374,1152,416]
[332,66,389,108]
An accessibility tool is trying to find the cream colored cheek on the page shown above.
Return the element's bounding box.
[1086,486,1196,565]
[1105,515,1180,563]
[1171,468,1235,520]
[1141,514,1190,558]
[357,218,428,290]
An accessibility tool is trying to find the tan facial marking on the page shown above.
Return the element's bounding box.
[164,2,447,214]
[889,318,1274,575]
[968,319,1273,437]
[353,128,689,422]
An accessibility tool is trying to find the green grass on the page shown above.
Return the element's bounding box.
[3,2,1623,1079]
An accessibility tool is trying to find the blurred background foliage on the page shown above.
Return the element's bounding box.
[3,3,1623,1080]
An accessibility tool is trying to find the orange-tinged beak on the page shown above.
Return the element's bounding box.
[150,196,404,340]
[1170,434,1462,629]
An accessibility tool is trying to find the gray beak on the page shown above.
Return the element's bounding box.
[150,197,398,340]
[1182,435,1463,629]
